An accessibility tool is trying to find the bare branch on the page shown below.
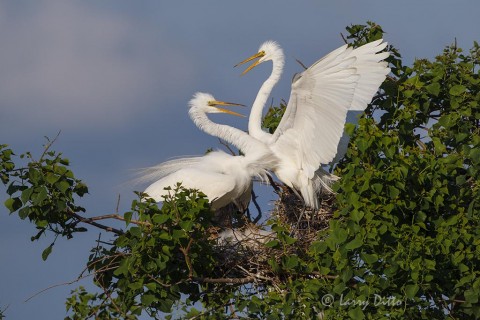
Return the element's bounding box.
[181,238,195,278]
[39,130,62,162]
[191,276,255,284]
[218,138,237,156]
[250,189,263,224]
[25,273,94,302]
[294,58,308,70]
[68,210,125,235]
[86,213,151,227]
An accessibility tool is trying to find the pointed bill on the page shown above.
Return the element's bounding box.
[208,100,246,117]
[234,51,266,75]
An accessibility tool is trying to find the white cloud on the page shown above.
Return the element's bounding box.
[0,1,194,132]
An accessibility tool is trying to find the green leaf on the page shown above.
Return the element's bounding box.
[152,213,169,224]
[42,244,53,261]
[114,259,129,276]
[124,211,133,225]
[18,207,30,219]
[348,307,365,320]
[172,229,186,240]
[21,188,34,203]
[331,227,348,244]
[28,168,42,184]
[128,281,143,290]
[4,197,22,213]
[371,183,383,194]
[350,210,364,222]
[345,123,356,136]
[129,226,142,238]
[33,187,48,205]
[264,240,280,248]
[470,148,480,164]
[141,294,157,306]
[449,84,466,96]
[361,253,378,265]
[45,173,60,185]
[388,186,400,199]
[282,255,299,270]
[464,289,479,304]
[179,220,194,232]
[345,235,363,250]
[56,180,70,194]
[356,138,369,153]
[426,82,441,96]
[405,284,419,299]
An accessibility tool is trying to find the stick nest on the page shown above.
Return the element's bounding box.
[207,185,336,287]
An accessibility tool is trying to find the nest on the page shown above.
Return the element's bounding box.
[273,185,335,239]
[206,185,336,287]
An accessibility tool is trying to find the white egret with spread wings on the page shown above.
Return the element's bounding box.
[235,40,390,208]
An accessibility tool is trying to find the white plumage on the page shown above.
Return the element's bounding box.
[236,40,390,208]
[142,40,390,212]
[141,93,276,211]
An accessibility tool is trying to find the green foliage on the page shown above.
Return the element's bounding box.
[1,140,89,258]
[324,23,480,319]
[65,186,218,319]
[262,101,287,134]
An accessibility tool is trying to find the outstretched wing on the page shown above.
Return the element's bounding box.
[272,40,389,178]
[347,40,390,110]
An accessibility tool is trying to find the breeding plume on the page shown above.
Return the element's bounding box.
[141,93,275,211]
[236,39,390,208]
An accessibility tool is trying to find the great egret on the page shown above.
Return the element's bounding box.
[236,40,390,208]
[142,93,276,211]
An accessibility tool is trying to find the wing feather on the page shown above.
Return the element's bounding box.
[144,167,237,209]
[272,40,389,179]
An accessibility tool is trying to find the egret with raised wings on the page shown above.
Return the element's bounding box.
[141,93,276,211]
[235,40,390,208]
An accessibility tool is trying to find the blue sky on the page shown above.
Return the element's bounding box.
[1,1,479,318]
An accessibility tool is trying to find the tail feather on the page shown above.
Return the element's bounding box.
[299,168,339,209]
[132,156,203,186]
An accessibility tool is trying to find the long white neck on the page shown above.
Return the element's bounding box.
[248,55,284,143]
[189,108,263,156]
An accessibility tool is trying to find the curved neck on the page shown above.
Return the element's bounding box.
[189,108,263,155]
[248,56,284,142]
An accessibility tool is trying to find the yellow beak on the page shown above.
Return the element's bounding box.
[234,51,266,75]
[208,100,246,117]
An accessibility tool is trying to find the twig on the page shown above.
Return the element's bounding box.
[86,213,151,227]
[266,174,281,193]
[181,238,194,278]
[310,272,339,280]
[237,265,274,283]
[25,273,94,302]
[218,138,237,156]
[191,276,255,284]
[103,286,123,316]
[250,189,263,224]
[147,275,178,288]
[39,130,62,162]
[115,194,121,213]
[340,32,348,44]
[295,58,308,70]
[68,210,124,235]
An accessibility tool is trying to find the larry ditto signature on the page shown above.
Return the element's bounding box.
[321,293,403,310]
